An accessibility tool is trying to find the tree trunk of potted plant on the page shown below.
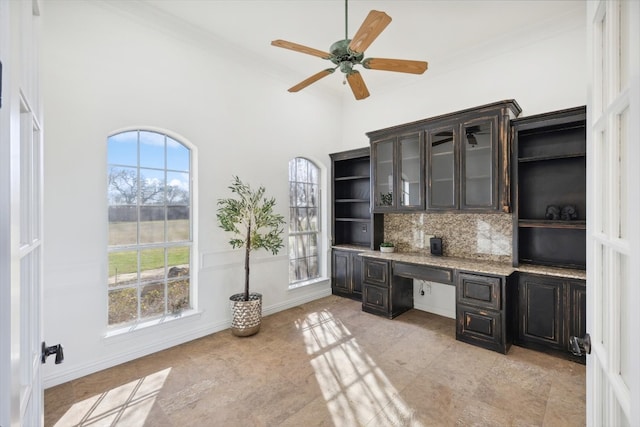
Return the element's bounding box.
[217,176,285,337]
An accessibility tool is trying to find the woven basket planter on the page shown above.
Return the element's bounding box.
[229,292,262,337]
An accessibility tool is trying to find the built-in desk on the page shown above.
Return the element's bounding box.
[358,251,516,353]
[349,249,586,356]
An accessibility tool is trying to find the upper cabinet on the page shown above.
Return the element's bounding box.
[368,100,521,213]
[461,117,498,210]
[512,106,587,269]
[426,116,499,210]
[372,132,425,211]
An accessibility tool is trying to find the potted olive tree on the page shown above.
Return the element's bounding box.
[217,176,285,336]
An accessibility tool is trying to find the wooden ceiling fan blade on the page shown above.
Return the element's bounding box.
[271,39,332,59]
[346,71,370,100]
[348,10,392,54]
[362,58,428,74]
[288,69,335,92]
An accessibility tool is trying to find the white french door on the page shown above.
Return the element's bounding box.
[0,0,45,425]
[586,1,639,425]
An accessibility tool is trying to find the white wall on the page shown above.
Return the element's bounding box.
[41,1,344,387]
[41,1,587,387]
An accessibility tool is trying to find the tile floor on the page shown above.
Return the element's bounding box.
[45,295,585,426]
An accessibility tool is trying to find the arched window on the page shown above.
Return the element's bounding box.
[288,158,321,285]
[107,130,192,326]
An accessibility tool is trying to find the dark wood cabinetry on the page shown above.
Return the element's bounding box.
[332,249,363,300]
[371,132,425,211]
[512,106,587,363]
[330,148,382,299]
[368,100,521,213]
[456,271,514,354]
[427,115,504,211]
[516,273,586,363]
[361,257,413,319]
[512,106,587,269]
[331,148,382,248]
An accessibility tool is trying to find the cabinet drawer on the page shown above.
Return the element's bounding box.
[362,258,389,286]
[457,272,501,310]
[393,262,454,285]
[456,304,504,352]
[363,283,389,314]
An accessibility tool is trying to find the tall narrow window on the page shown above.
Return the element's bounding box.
[288,158,320,285]
[107,130,192,326]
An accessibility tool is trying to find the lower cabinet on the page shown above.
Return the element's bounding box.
[456,271,514,354]
[332,249,363,300]
[361,257,413,319]
[515,272,586,363]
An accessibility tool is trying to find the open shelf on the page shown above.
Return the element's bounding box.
[335,175,369,181]
[518,227,586,269]
[519,152,586,163]
[517,156,586,221]
[512,106,587,269]
[518,219,586,230]
[335,198,369,203]
[331,147,382,249]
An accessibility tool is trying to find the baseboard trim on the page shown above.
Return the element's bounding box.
[44,288,332,389]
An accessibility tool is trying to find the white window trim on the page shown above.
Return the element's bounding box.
[106,127,198,331]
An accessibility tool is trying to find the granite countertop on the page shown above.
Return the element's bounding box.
[332,245,586,280]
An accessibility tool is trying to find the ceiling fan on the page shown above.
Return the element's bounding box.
[271,0,428,100]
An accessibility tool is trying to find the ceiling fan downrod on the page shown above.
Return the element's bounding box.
[345,0,349,41]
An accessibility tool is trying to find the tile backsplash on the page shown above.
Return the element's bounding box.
[384,213,513,263]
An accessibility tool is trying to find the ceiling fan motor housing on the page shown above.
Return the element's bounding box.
[330,39,364,73]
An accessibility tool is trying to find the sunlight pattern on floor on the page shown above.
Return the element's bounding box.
[297,310,424,426]
[53,368,171,426]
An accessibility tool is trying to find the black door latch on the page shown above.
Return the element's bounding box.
[41,342,64,364]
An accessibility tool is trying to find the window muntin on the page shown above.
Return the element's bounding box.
[107,130,192,327]
[288,158,320,284]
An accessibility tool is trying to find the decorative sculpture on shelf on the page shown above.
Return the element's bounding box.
[545,204,578,220]
[545,205,560,220]
[561,205,578,221]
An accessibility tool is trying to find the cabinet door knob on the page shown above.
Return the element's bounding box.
[569,334,591,356]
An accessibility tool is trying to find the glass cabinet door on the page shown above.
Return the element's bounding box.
[398,133,424,209]
[461,119,495,209]
[373,139,394,209]
[427,126,457,209]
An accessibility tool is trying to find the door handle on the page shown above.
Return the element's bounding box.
[569,334,591,356]
[41,341,64,364]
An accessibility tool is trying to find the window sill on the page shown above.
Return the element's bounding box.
[288,277,329,290]
[104,309,202,340]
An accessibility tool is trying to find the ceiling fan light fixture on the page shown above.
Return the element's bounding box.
[339,61,354,74]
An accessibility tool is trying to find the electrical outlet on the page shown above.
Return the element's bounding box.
[424,283,432,294]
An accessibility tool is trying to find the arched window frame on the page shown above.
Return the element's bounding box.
[288,157,322,287]
[106,128,197,330]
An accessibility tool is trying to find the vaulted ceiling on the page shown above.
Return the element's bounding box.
[115,0,584,98]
